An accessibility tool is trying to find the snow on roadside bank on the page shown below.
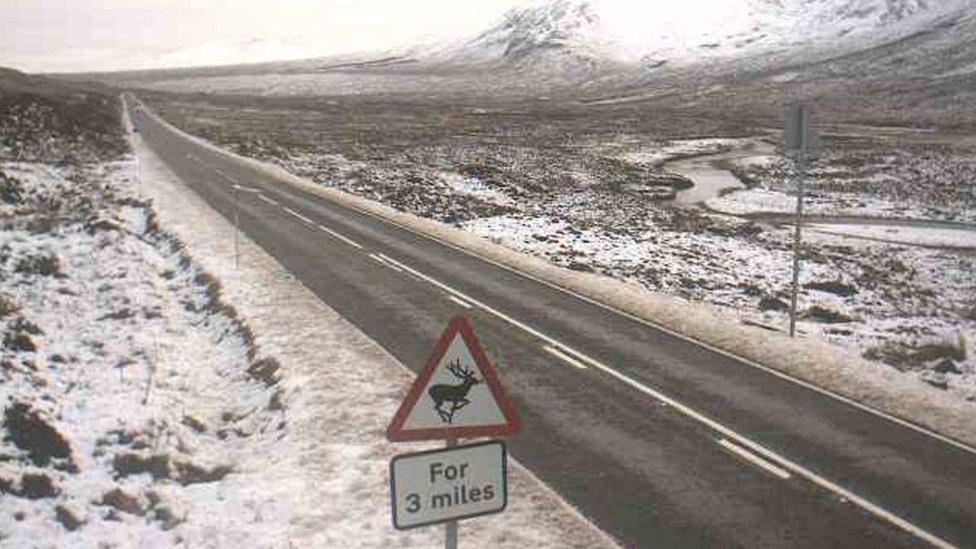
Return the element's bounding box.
[1,158,284,546]
[129,130,619,546]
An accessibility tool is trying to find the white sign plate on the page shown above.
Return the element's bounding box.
[390,440,507,530]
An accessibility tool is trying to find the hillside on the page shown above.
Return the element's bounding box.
[0,68,126,162]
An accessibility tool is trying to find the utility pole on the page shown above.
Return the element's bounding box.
[786,105,811,338]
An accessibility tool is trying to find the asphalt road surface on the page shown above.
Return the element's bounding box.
[129,96,976,549]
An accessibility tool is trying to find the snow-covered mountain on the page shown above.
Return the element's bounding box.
[423,0,972,70]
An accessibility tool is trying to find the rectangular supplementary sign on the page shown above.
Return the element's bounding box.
[390,440,507,530]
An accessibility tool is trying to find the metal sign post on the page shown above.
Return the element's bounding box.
[445,438,458,549]
[786,105,811,338]
[233,185,240,271]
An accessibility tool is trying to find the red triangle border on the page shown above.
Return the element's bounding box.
[386,315,520,441]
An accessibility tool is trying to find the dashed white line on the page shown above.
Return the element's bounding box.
[718,438,791,480]
[317,224,363,250]
[214,169,237,184]
[257,194,278,206]
[370,253,958,549]
[447,295,473,309]
[283,207,314,226]
[369,253,402,272]
[544,345,587,370]
[232,184,261,194]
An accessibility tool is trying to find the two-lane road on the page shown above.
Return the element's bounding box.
[130,96,976,548]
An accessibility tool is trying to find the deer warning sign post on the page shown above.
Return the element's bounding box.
[387,316,519,547]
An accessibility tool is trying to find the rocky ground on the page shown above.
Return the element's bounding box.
[137,92,975,399]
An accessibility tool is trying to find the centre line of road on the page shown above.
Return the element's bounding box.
[257,194,278,206]
[544,345,588,370]
[232,184,261,194]
[447,295,473,309]
[283,206,314,226]
[369,253,403,272]
[718,438,791,480]
[374,252,957,549]
[317,224,364,250]
[214,169,237,185]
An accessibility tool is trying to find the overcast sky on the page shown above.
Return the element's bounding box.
[1,0,524,73]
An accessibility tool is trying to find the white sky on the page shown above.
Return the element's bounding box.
[1,0,525,73]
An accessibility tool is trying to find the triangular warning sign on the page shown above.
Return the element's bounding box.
[387,316,520,441]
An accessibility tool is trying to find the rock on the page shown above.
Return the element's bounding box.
[759,295,789,312]
[55,503,86,531]
[3,331,36,352]
[2,402,73,468]
[146,488,186,530]
[181,415,207,433]
[807,305,853,324]
[101,487,144,516]
[85,217,121,234]
[247,358,280,386]
[112,451,170,480]
[567,261,594,273]
[924,378,949,391]
[173,460,232,486]
[933,358,962,375]
[20,473,59,499]
[804,280,859,297]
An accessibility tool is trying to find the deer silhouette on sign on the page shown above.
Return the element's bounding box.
[428,358,481,424]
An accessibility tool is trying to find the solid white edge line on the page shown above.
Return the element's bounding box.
[257,194,278,206]
[283,207,314,226]
[447,295,473,309]
[317,224,363,250]
[718,438,791,480]
[374,254,958,549]
[544,345,588,370]
[344,200,976,459]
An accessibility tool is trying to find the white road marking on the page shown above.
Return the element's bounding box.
[214,169,237,184]
[346,202,976,460]
[257,194,278,206]
[232,184,261,194]
[368,253,402,272]
[283,207,314,226]
[447,295,473,309]
[718,438,791,480]
[372,254,958,549]
[317,224,363,250]
[544,345,587,370]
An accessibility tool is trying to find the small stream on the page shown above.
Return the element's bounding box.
[662,139,976,251]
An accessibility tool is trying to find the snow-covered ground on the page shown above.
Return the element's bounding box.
[1,157,285,546]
